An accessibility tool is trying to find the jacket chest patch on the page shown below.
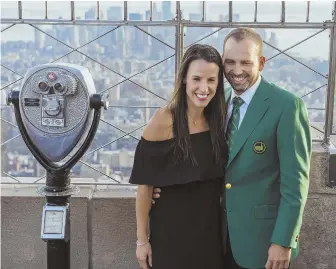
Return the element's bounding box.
[253,141,267,154]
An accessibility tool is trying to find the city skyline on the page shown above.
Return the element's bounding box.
[1,1,334,182]
[1,1,334,59]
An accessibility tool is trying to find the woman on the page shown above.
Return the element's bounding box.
[129,44,228,269]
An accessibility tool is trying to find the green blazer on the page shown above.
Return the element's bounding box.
[223,77,312,268]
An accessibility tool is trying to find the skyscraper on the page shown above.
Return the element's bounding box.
[85,7,96,20]
[162,1,172,20]
[34,27,44,49]
[129,13,144,55]
[107,6,124,56]
[107,6,122,21]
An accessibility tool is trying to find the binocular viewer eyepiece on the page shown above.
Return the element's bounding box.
[7,63,108,165]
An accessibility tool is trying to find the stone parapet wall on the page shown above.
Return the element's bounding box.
[1,143,335,269]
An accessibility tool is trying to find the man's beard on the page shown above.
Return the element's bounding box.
[225,71,251,93]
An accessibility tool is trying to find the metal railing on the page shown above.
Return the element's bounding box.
[1,1,336,185]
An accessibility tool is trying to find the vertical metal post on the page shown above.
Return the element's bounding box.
[281,1,285,23]
[254,1,258,22]
[47,239,70,269]
[201,1,205,22]
[46,191,71,269]
[324,3,336,144]
[97,1,100,20]
[180,24,184,61]
[42,169,73,269]
[175,1,183,76]
[306,1,310,23]
[228,1,232,22]
[149,1,153,21]
[18,1,22,19]
[124,1,128,21]
[70,1,75,21]
[45,1,48,19]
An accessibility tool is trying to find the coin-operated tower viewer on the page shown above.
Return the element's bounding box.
[7,63,108,269]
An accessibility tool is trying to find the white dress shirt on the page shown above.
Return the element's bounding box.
[225,75,262,130]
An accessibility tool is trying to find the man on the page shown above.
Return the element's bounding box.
[153,27,312,269]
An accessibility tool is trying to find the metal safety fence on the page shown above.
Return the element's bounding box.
[1,1,336,185]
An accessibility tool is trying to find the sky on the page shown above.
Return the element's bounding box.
[0,1,334,59]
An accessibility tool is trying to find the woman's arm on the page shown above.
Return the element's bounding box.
[134,106,172,268]
[136,185,154,269]
[136,185,154,243]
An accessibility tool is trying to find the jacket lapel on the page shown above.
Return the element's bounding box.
[224,86,232,121]
[225,86,232,103]
[227,78,271,167]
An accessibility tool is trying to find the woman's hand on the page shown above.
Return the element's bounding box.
[136,242,152,268]
[152,188,161,204]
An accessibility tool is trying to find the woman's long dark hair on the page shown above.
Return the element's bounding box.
[168,44,226,165]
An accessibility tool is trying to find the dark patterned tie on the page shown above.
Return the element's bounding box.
[226,97,244,153]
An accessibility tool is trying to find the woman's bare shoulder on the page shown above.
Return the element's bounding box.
[143,106,173,141]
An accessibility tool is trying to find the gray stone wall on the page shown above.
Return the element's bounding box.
[1,143,335,269]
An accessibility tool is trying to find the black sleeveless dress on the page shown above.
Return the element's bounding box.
[129,131,228,269]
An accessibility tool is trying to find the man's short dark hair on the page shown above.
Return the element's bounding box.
[223,27,263,56]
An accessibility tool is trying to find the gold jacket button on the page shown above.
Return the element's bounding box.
[226,183,232,189]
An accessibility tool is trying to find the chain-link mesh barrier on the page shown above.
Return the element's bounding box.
[1,1,336,185]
